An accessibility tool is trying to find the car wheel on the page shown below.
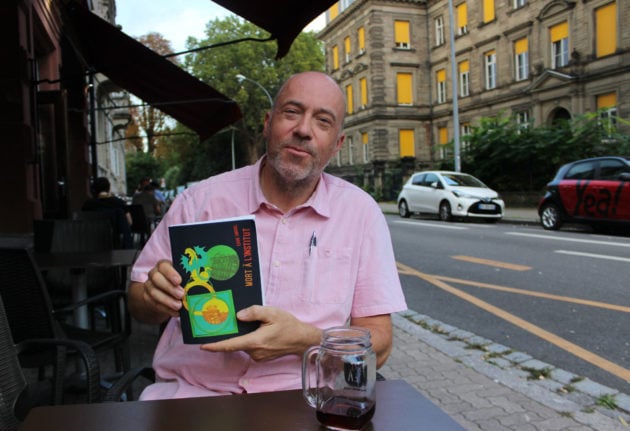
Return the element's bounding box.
[540,203,562,230]
[398,200,410,218]
[439,201,452,222]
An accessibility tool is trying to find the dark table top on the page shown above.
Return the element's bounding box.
[34,249,138,270]
[20,380,465,431]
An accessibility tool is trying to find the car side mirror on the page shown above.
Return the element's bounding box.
[430,182,440,189]
[620,172,630,181]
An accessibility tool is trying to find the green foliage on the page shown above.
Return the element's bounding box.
[125,151,165,195]
[454,110,630,191]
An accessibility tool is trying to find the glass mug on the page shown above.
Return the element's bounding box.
[302,326,376,430]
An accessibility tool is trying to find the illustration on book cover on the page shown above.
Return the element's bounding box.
[169,217,263,344]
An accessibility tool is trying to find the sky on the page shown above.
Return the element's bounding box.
[116,0,325,53]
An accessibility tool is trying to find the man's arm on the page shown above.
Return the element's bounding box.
[350,314,393,368]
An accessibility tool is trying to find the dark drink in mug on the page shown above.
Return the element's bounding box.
[316,396,375,430]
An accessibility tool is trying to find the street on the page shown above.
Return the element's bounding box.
[387,214,630,394]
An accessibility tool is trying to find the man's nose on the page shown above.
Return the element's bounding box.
[293,115,312,139]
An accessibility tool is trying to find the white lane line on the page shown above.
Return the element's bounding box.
[506,232,630,248]
[555,250,630,263]
[393,221,468,230]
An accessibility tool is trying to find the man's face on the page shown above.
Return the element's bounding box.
[263,72,345,186]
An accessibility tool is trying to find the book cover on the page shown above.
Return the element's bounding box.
[168,216,263,344]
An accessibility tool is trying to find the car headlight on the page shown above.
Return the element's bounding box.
[451,190,477,199]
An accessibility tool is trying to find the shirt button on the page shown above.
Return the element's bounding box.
[281,218,287,224]
[274,261,280,267]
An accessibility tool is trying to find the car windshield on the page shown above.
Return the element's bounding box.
[442,173,486,188]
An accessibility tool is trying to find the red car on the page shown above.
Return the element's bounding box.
[538,156,630,230]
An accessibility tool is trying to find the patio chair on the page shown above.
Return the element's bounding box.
[0,247,130,397]
[0,295,100,429]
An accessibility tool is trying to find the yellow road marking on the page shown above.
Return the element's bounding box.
[434,275,630,314]
[452,255,532,271]
[397,261,630,383]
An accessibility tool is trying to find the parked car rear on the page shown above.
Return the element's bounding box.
[538,156,630,230]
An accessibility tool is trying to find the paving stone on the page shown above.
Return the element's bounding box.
[573,378,619,398]
[504,351,533,364]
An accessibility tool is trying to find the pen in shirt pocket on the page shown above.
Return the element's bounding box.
[309,231,317,256]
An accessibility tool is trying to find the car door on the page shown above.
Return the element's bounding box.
[587,159,630,221]
[420,173,443,214]
[404,173,426,212]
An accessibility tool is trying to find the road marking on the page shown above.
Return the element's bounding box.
[452,255,532,271]
[506,232,630,248]
[555,250,630,263]
[434,275,630,313]
[394,221,467,230]
[396,261,630,383]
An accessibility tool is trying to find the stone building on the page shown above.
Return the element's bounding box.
[318,0,626,198]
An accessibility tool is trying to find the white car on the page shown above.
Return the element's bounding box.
[397,171,505,222]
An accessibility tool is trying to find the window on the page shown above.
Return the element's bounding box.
[596,3,616,58]
[344,36,352,63]
[513,0,526,9]
[436,69,446,104]
[459,60,469,97]
[516,111,530,131]
[485,50,497,89]
[435,16,445,46]
[396,73,413,105]
[456,3,468,35]
[461,123,472,152]
[332,45,339,70]
[362,132,369,163]
[438,127,449,159]
[483,0,495,23]
[399,129,415,157]
[359,77,368,108]
[550,22,569,68]
[514,37,529,81]
[394,20,410,49]
[347,136,354,165]
[358,27,365,54]
[346,84,354,114]
[597,93,617,135]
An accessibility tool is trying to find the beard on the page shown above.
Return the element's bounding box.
[265,138,323,189]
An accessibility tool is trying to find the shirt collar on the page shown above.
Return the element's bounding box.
[248,156,331,218]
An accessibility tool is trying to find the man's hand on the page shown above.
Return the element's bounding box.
[200,306,322,362]
[128,260,185,324]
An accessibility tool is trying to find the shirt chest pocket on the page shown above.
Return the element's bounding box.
[301,247,354,304]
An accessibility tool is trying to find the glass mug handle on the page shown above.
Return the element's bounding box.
[302,345,320,407]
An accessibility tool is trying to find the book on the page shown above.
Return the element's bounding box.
[168,216,264,344]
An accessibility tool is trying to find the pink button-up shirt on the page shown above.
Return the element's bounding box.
[130,158,407,400]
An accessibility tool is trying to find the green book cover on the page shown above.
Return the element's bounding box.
[168,216,263,344]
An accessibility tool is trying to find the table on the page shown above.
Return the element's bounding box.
[35,249,138,327]
[20,380,465,430]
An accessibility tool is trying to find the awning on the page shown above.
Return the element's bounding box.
[63,3,242,141]
[213,0,338,58]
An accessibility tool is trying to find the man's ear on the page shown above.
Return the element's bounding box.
[334,133,346,153]
[262,111,272,139]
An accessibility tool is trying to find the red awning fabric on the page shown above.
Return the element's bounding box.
[213,0,338,58]
[63,3,242,140]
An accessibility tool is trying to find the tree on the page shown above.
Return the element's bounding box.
[131,32,178,155]
[183,16,325,165]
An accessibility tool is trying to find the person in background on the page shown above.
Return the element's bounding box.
[132,182,163,229]
[128,71,407,400]
[82,176,133,248]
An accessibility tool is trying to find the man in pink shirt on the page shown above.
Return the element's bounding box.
[128,71,407,400]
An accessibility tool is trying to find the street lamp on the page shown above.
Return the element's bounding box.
[447,0,461,172]
[236,73,273,108]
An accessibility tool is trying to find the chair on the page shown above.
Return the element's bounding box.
[0,295,100,429]
[75,209,133,250]
[128,204,151,248]
[0,247,131,397]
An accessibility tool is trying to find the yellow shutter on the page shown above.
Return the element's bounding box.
[439,127,448,145]
[459,60,469,72]
[329,3,339,20]
[397,73,413,105]
[457,3,467,29]
[550,22,568,42]
[394,21,410,47]
[362,132,369,144]
[596,3,616,57]
[346,84,353,114]
[360,78,368,106]
[344,36,351,57]
[399,129,415,157]
[515,37,528,54]
[483,0,495,23]
[437,69,446,82]
[597,93,616,109]
[486,49,496,58]
[358,27,365,52]
[332,45,339,69]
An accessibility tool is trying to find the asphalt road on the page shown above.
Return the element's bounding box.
[386,214,630,394]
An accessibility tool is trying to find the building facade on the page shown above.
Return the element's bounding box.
[318,0,627,198]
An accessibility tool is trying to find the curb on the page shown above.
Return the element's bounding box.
[393,309,630,426]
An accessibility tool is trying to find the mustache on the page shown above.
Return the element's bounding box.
[281,139,314,155]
